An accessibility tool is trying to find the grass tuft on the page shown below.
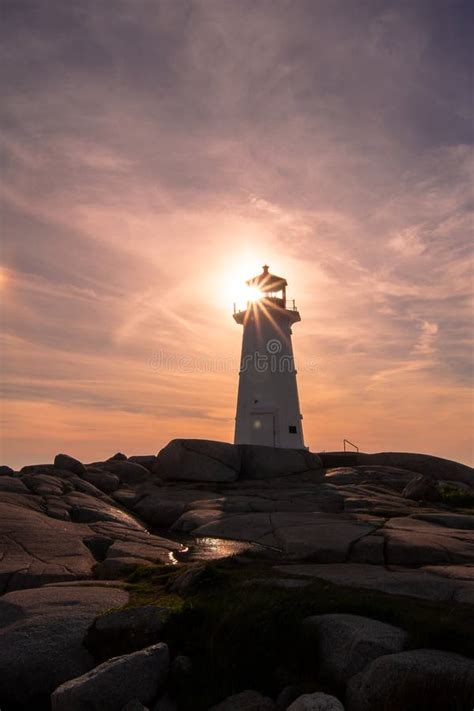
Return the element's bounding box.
[438,483,474,508]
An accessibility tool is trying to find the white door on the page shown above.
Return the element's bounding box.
[249,412,275,446]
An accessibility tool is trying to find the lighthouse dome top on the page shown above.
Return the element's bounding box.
[246,265,287,292]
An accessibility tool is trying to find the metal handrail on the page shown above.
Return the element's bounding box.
[343,439,359,452]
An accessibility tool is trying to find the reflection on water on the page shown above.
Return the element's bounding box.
[152,527,275,565]
[175,537,258,563]
[168,548,189,566]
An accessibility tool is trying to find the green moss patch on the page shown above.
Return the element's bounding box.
[438,483,474,508]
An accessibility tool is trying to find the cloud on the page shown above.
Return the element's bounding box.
[0,0,472,467]
[389,227,426,257]
[414,320,439,355]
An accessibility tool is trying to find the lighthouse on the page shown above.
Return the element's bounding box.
[233,265,305,449]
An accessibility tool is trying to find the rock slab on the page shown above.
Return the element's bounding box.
[346,648,474,711]
[303,613,408,686]
[0,584,128,707]
[51,642,169,711]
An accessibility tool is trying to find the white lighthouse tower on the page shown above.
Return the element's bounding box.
[233,265,305,449]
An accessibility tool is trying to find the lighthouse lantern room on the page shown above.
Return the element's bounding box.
[233,265,305,449]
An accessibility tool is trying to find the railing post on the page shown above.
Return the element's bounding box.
[343,439,359,452]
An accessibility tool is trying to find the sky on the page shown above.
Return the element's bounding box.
[1,0,473,468]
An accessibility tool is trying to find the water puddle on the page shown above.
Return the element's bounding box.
[153,529,275,564]
[174,536,263,563]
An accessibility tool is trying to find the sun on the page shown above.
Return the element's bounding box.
[211,249,271,312]
[229,277,265,311]
[246,285,263,302]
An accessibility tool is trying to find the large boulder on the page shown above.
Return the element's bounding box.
[0,476,29,494]
[0,465,15,475]
[99,460,151,485]
[51,642,169,711]
[0,584,128,707]
[346,648,474,711]
[357,452,473,486]
[20,463,75,478]
[155,439,324,483]
[303,613,408,687]
[22,472,68,495]
[82,470,121,493]
[402,474,440,502]
[133,495,188,527]
[128,455,158,472]
[209,690,276,710]
[133,489,222,528]
[55,454,86,475]
[240,445,323,479]
[156,439,241,482]
[287,693,345,710]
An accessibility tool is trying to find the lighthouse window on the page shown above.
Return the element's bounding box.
[289,425,297,433]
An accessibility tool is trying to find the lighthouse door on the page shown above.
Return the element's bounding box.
[249,412,275,446]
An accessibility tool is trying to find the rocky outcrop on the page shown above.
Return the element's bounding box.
[287,693,345,711]
[51,642,169,711]
[346,648,474,711]
[0,500,96,592]
[55,453,86,475]
[0,465,15,475]
[128,455,159,472]
[82,470,121,493]
[0,454,190,592]
[155,439,324,483]
[0,584,128,707]
[209,690,276,710]
[96,460,151,485]
[303,613,408,687]
[239,444,323,479]
[133,489,221,528]
[0,476,29,493]
[382,516,474,567]
[402,474,440,501]
[0,443,472,711]
[357,452,473,486]
[156,439,241,483]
